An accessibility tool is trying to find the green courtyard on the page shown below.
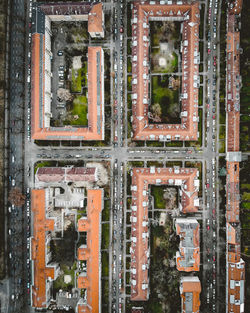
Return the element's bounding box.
[150,75,181,124]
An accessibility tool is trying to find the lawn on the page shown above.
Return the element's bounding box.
[71,63,87,93]
[151,186,166,209]
[70,96,88,126]
[151,76,180,124]
[34,161,54,174]
[53,262,77,292]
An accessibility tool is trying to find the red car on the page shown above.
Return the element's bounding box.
[207,225,210,230]
[212,115,216,119]
[206,183,210,188]
[208,49,211,55]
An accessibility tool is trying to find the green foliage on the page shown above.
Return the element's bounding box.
[102,201,110,221]
[71,64,87,93]
[151,186,166,209]
[51,223,77,265]
[101,223,110,250]
[241,184,250,190]
[242,192,250,201]
[102,251,109,277]
[34,161,54,174]
[151,76,180,124]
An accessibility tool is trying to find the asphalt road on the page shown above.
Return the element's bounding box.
[6,0,32,312]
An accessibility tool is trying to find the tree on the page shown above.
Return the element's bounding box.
[57,88,73,102]
[8,187,25,207]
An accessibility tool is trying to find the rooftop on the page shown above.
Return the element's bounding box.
[77,189,103,313]
[175,218,200,272]
[35,167,97,183]
[131,1,200,141]
[31,189,58,308]
[130,167,199,301]
[31,9,104,140]
[180,276,201,313]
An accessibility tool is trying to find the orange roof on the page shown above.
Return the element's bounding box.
[227,222,241,263]
[88,3,103,34]
[228,0,243,15]
[31,42,104,140]
[130,167,199,301]
[180,277,201,313]
[31,189,56,308]
[131,2,200,141]
[226,26,240,151]
[225,8,245,313]
[77,189,103,313]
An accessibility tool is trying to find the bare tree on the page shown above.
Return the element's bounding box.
[8,187,26,207]
[57,88,73,102]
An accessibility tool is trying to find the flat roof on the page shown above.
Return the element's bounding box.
[77,189,103,313]
[226,161,240,223]
[130,167,199,301]
[31,189,56,308]
[131,1,200,141]
[175,218,200,272]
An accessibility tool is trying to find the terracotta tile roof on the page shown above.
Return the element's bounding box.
[88,3,103,34]
[227,222,241,263]
[39,3,93,16]
[131,1,200,141]
[180,276,201,313]
[130,167,199,301]
[225,5,245,312]
[175,218,200,272]
[226,16,241,152]
[31,189,57,308]
[228,0,243,15]
[77,189,103,313]
[35,167,97,183]
[31,36,104,140]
